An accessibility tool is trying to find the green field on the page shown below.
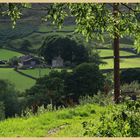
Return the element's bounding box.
[97,49,135,57]
[98,49,140,69]
[0,68,35,92]
[19,68,51,78]
[100,58,140,69]
[0,67,67,91]
[0,49,23,60]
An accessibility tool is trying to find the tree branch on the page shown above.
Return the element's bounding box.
[121,3,140,13]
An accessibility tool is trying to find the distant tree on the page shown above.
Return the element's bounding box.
[39,35,89,66]
[20,40,32,51]
[70,63,105,98]
[25,71,66,112]
[8,56,19,67]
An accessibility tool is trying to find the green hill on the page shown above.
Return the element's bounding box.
[0,103,108,137]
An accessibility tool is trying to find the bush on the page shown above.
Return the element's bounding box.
[79,92,114,106]
[8,56,19,67]
[82,100,140,137]
[121,81,140,94]
[25,63,105,111]
[0,102,5,120]
[70,63,105,98]
[0,80,20,118]
[121,69,140,84]
[25,70,66,112]
[120,81,140,101]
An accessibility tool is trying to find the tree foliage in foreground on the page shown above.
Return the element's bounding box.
[82,100,140,137]
[0,80,20,117]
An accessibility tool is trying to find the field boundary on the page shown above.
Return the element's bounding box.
[101,67,140,73]
[14,69,37,80]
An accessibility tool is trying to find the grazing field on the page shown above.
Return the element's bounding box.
[0,68,35,92]
[98,49,140,69]
[97,49,136,58]
[100,58,140,69]
[0,49,23,60]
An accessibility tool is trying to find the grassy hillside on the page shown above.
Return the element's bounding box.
[0,103,107,137]
[0,49,23,60]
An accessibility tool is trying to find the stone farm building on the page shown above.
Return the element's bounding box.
[52,56,63,68]
[18,55,42,68]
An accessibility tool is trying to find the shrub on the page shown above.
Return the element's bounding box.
[25,63,105,111]
[25,70,66,111]
[20,40,32,51]
[82,100,140,137]
[0,80,20,118]
[120,81,140,101]
[121,81,140,93]
[8,56,19,67]
[0,102,5,120]
[79,92,114,106]
[121,69,140,84]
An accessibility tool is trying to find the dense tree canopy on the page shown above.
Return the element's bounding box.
[39,35,89,65]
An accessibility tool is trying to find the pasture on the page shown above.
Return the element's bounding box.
[0,49,23,60]
[98,49,140,69]
[0,68,35,92]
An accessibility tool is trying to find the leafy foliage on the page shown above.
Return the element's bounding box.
[0,102,5,120]
[82,100,140,137]
[25,63,104,110]
[0,80,20,117]
[8,56,19,67]
[71,63,105,97]
[0,3,31,28]
[20,40,32,52]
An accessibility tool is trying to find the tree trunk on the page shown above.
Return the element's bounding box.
[113,3,120,103]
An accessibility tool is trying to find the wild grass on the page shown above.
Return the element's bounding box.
[0,103,106,137]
